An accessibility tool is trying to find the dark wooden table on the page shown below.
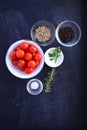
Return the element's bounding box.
[0,0,86,130]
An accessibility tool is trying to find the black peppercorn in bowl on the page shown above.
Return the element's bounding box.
[30,20,55,46]
[55,20,81,47]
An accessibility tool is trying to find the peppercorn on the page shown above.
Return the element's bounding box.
[59,27,75,43]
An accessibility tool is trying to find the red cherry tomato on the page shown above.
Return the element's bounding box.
[35,61,40,67]
[17,59,25,68]
[25,52,32,61]
[20,42,29,50]
[16,49,25,58]
[16,46,21,51]
[10,51,16,60]
[29,45,37,53]
[34,53,42,61]
[32,52,36,57]
[25,67,34,74]
[19,66,25,71]
[12,60,18,66]
[27,60,36,68]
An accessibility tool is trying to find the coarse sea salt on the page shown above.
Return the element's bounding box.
[30,81,39,90]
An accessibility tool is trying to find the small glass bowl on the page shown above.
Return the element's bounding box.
[30,20,55,46]
[26,79,43,95]
[55,20,81,47]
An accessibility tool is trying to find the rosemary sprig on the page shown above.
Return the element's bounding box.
[48,47,61,63]
[44,68,56,93]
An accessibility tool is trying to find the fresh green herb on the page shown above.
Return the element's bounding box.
[48,47,61,63]
[44,68,56,93]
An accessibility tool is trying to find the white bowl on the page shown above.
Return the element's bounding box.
[45,47,64,68]
[55,20,81,47]
[5,40,45,79]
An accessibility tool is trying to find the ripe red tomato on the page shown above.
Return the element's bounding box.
[25,52,32,61]
[12,60,18,66]
[10,51,16,60]
[20,42,29,50]
[16,46,21,51]
[27,60,36,68]
[34,53,42,61]
[32,52,36,56]
[16,49,25,58]
[29,45,37,53]
[17,59,25,68]
[19,66,25,71]
[35,61,40,67]
[25,67,34,74]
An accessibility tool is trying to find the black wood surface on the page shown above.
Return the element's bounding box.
[0,0,86,130]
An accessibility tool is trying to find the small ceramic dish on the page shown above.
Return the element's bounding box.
[45,47,64,68]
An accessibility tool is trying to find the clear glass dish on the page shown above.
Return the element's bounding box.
[31,20,55,46]
[55,20,81,47]
[26,79,43,95]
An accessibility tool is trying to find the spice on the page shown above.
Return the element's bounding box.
[59,27,75,43]
[35,26,51,42]
[30,81,39,90]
